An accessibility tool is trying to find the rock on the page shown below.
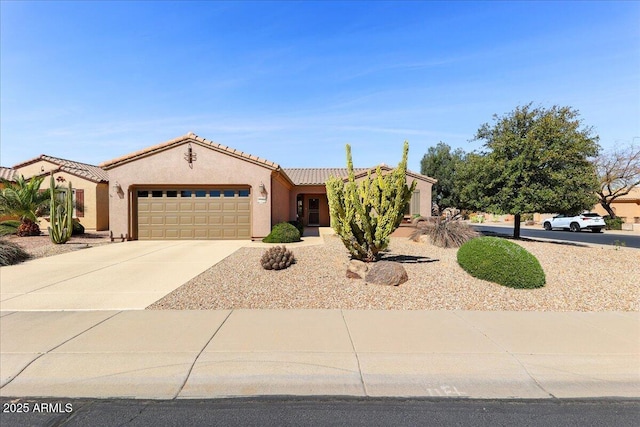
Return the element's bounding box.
[365,261,408,286]
[346,260,368,279]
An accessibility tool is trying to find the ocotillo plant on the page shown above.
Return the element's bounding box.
[48,173,73,244]
[326,141,416,262]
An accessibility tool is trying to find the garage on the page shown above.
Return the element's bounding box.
[136,187,251,240]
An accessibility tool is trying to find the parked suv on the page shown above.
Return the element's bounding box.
[542,213,605,233]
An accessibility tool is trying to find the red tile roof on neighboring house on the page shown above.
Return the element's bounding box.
[12,155,109,183]
[0,167,17,182]
[100,132,281,170]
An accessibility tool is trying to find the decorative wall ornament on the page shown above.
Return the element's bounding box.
[56,176,66,182]
[184,143,197,168]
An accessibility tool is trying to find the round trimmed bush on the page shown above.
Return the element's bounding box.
[262,222,301,243]
[457,237,545,289]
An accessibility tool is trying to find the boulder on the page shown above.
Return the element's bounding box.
[365,261,408,286]
[346,260,369,279]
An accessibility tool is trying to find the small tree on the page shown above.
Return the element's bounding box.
[594,142,640,218]
[0,175,51,236]
[326,142,416,262]
[458,104,600,238]
[420,142,464,208]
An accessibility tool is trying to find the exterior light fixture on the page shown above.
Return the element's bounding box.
[259,182,266,195]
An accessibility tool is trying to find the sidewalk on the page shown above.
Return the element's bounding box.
[1,310,638,400]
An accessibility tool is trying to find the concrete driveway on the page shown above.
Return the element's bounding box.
[0,240,246,311]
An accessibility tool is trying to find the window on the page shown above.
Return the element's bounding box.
[137,190,149,197]
[223,190,235,197]
[166,191,177,198]
[239,189,250,197]
[180,190,192,197]
[209,190,221,197]
[195,190,206,197]
[152,191,163,198]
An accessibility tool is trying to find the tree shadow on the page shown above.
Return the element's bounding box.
[381,254,440,264]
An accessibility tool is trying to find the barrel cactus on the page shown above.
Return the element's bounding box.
[260,245,296,270]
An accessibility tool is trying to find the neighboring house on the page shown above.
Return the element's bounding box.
[0,167,18,222]
[593,187,640,225]
[100,132,435,240]
[11,155,110,231]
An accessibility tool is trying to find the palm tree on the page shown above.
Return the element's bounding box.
[0,175,51,236]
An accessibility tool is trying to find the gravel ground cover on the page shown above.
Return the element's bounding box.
[148,235,639,311]
[2,232,112,259]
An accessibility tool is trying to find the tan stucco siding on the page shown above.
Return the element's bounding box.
[414,179,433,217]
[270,173,292,226]
[106,143,274,239]
[95,183,110,230]
[36,171,100,230]
[593,201,640,223]
[14,160,59,178]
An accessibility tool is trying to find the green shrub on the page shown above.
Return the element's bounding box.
[604,216,623,230]
[0,220,20,236]
[411,218,479,248]
[72,220,85,235]
[288,220,304,236]
[521,213,534,222]
[0,239,31,266]
[457,236,545,289]
[262,222,301,243]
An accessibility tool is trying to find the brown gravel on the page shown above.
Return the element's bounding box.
[3,232,112,259]
[148,235,640,311]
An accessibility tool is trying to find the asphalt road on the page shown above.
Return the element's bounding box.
[2,398,639,427]
[473,225,640,249]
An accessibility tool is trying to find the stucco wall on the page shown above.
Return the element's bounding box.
[105,142,274,239]
[95,183,110,230]
[593,201,640,223]
[14,160,59,178]
[13,163,102,230]
[270,173,292,226]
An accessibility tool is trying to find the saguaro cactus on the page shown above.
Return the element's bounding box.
[326,141,416,262]
[48,174,73,244]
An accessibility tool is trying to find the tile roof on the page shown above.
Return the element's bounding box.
[283,168,369,185]
[284,165,437,185]
[100,132,281,170]
[12,155,108,183]
[614,187,640,201]
[0,167,17,182]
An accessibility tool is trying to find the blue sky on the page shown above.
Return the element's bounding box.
[1,1,638,172]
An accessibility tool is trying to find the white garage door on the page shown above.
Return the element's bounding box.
[136,188,251,240]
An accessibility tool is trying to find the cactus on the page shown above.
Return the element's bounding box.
[326,142,416,262]
[260,246,296,270]
[48,173,73,244]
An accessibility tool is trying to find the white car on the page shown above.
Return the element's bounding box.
[543,213,605,233]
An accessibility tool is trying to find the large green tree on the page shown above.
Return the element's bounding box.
[420,142,464,209]
[0,175,51,236]
[457,104,600,238]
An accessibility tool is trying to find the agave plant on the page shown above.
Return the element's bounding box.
[0,175,51,236]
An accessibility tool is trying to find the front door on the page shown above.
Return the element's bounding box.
[308,198,320,226]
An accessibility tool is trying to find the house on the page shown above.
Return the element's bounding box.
[100,132,435,240]
[11,155,110,231]
[593,187,640,227]
[0,167,17,187]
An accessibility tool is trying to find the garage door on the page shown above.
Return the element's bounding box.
[136,188,251,240]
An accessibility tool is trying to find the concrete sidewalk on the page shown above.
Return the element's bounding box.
[1,310,637,400]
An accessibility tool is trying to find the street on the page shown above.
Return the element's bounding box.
[473,225,640,249]
[1,398,639,427]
